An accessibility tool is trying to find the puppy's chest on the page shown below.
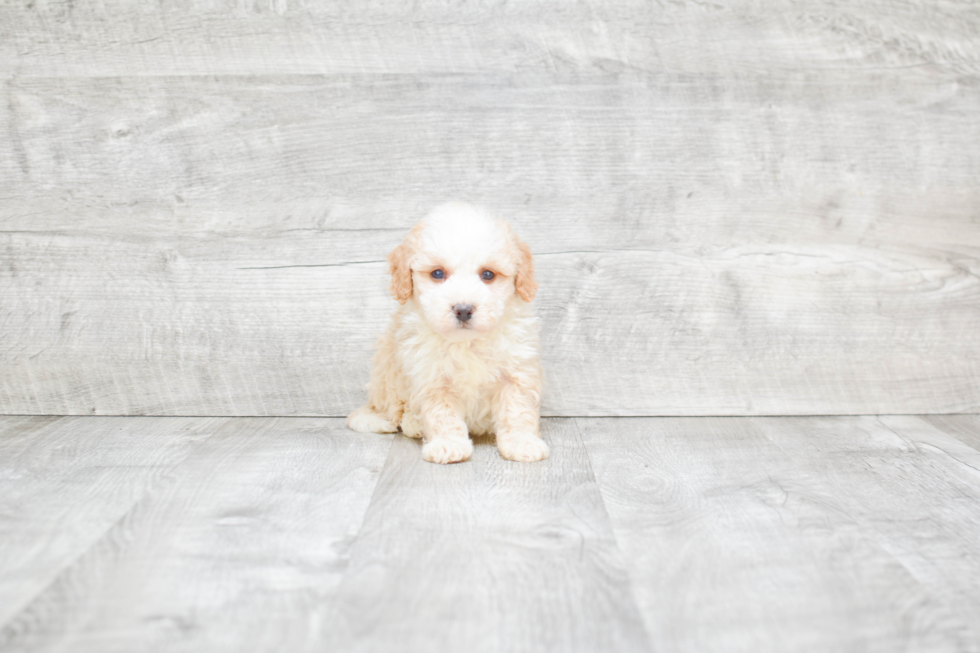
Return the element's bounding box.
[440,343,503,390]
[405,339,505,393]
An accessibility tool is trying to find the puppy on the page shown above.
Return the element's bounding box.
[347,203,548,464]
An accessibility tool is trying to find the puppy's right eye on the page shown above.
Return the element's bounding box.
[430,269,445,280]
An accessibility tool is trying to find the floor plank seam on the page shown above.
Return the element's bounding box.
[335,431,397,549]
[570,417,657,653]
[314,429,398,632]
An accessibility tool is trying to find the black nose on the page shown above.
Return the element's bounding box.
[453,304,474,323]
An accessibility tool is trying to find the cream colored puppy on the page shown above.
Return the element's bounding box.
[347,203,547,464]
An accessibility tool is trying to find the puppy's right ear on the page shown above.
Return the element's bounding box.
[387,240,414,303]
[514,239,538,302]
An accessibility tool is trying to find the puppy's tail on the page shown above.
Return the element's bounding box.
[347,405,399,434]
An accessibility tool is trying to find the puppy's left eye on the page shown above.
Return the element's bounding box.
[481,270,495,281]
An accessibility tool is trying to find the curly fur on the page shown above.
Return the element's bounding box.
[347,203,547,464]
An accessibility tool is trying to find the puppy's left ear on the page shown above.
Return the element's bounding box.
[515,238,538,302]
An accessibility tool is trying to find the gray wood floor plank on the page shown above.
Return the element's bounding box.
[578,416,980,653]
[867,415,980,631]
[4,227,977,417]
[0,416,64,443]
[0,418,393,653]
[5,73,979,238]
[3,416,980,651]
[0,416,224,627]
[920,414,980,451]
[2,0,977,78]
[324,420,651,653]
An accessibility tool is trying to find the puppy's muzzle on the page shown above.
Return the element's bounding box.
[453,304,475,324]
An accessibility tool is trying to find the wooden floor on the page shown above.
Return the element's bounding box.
[2,414,979,652]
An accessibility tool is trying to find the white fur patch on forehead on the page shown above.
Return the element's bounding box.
[417,202,514,273]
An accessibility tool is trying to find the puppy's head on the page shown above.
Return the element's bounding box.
[388,203,536,341]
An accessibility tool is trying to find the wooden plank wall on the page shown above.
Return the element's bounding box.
[1,1,978,416]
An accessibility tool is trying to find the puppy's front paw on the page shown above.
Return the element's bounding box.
[497,434,549,463]
[422,438,473,464]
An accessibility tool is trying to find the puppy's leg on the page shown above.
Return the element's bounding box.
[493,379,549,463]
[349,321,405,434]
[347,405,399,433]
[400,408,424,439]
[420,399,473,464]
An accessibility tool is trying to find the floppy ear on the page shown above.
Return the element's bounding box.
[514,239,538,302]
[387,240,414,304]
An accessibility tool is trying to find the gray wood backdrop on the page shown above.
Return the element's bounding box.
[2,0,978,417]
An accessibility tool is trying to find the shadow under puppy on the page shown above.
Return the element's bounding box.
[348,203,547,464]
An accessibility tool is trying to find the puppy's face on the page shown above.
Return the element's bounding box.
[388,204,537,341]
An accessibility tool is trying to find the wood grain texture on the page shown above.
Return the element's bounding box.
[4,228,977,416]
[921,414,980,451]
[869,415,980,637]
[5,74,980,232]
[0,416,224,626]
[0,417,393,653]
[2,71,978,415]
[578,415,980,653]
[325,419,650,653]
[3,415,980,651]
[2,0,978,78]
[2,2,979,416]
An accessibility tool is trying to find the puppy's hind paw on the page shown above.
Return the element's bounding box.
[347,406,398,434]
[421,438,473,464]
[497,434,549,463]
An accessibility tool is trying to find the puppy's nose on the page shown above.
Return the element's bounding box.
[453,304,474,323]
